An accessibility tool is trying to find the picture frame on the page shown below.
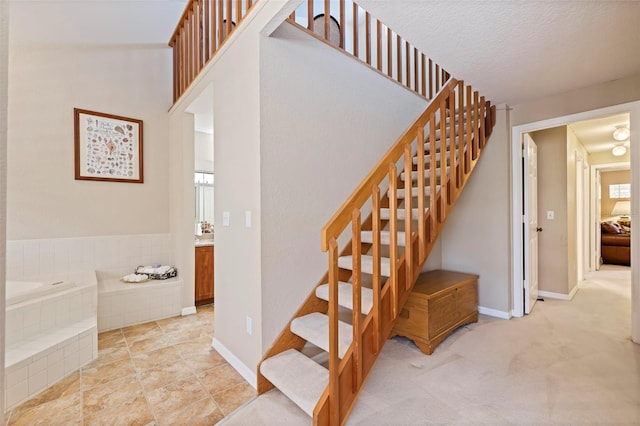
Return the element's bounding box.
[74,108,144,183]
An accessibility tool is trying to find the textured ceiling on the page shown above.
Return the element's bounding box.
[9,0,187,45]
[357,0,640,105]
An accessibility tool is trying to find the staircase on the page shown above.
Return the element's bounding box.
[258,75,495,426]
[168,1,496,424]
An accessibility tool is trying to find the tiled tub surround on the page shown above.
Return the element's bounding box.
[97,270,182,332]
[5,273,98,409]
[6,234,173,283]
[4,234,175,409]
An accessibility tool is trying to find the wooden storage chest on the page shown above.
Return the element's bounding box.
[391,270,478,354]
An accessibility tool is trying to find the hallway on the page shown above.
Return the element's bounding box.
[225,265,640,425]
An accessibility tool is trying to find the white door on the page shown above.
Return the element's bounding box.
[523,134,539,314]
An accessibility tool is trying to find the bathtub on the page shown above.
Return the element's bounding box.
[4,274,97,409]
[6,280,76,306]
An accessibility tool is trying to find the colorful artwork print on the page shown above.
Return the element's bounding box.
[74,109,143,183]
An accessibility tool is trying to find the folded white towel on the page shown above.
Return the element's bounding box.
[122,273,148,283]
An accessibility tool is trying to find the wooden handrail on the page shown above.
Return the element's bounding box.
[320,78,458,251]
[169,0,258,104]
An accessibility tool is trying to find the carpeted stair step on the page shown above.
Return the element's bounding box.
[259,349,328,416]
[379,207,425,220]
[360,230,407,246]
[422,136,461,154]
[394,185,439,199]
[401,167,450,182]
[291,312,353,359]
[412,151,458,165]
[315,282,373,314]
[338,254,391,277]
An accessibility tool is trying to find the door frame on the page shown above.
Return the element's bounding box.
[511,101,639,322]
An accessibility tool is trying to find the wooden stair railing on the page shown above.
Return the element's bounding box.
[169,0,258,104]
[258,75,496,425]
[287,0,450,100]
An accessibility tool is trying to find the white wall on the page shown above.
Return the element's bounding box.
[259,21,427,350]
[7,43,173,239]
[440,107,512,316]
[167,0,302,384]
[1,0,9,414]
[211,22,263,375]
[195,131,214,172]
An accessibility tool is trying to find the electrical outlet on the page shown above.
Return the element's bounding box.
[246,316,252,335]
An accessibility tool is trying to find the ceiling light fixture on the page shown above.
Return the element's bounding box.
[613,126,630,141]
[612,145,627,156]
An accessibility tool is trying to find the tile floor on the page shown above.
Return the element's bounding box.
[5,304,256,425]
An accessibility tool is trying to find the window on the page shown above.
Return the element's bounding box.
[609,183,630,199]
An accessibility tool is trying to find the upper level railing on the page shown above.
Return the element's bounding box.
[288,0,450,100]
[169,0,258,103]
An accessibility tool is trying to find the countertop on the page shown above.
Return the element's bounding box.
[195,240,214,247]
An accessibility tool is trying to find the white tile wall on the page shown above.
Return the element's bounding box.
[6,233,173,282]
[97,279,182,332]
[4,233,175,409]
[5,320,97,409]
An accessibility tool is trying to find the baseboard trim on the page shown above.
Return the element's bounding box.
[213,338,257,389]
[538,286,579,301]
[181,306,197,316]
[478,306,511,319]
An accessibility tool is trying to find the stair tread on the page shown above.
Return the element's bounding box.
[315,282,373,314]
[260,349,328,417]
[338,254,391,277]
[360,230,406,246]
[379,208,424,220]
[413,151,459,165]
[291,312,352,359]
[401,167,449,181]
[394,185,439,199]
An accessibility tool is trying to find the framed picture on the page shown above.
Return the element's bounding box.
[74,108,144,183]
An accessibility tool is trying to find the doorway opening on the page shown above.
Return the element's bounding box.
[511,103,638,329]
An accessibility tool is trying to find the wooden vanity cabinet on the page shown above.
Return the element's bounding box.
[195,245,214,305]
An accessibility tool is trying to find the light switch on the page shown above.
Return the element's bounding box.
[547,210,554,220]
[245,211,251,228]
[223,211,230,227]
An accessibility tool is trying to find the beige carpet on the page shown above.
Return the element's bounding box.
[221,265,640,425]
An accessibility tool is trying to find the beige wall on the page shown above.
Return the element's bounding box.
[7,44,173,239]
[440,107,512,315]
[530,127,569,295]
[600,169,631,220]
[589,149,630,165]
[259,21,427,350]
